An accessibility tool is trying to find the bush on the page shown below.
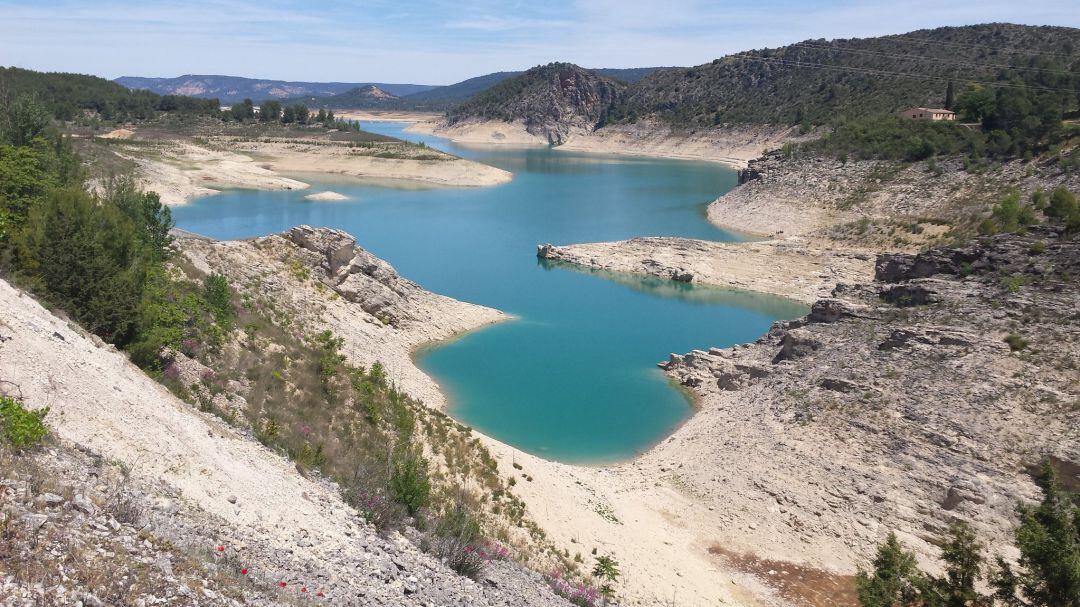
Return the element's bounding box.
[1005,334,1028,352]
[432,500,485,578]
[20,188,151,345]
[810,115,982,162]
[0,397,48,450]
[1046,187,1079,226]
[390,445,430,515]
[203,273,234,331]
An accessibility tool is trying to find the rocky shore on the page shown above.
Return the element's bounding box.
[538,237,874,304]
[655,228,1079,573]
[179,226,507,408]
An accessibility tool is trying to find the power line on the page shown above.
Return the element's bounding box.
[728,54,1079,94]
[790,42,1079,77]
[887,34,1080,60]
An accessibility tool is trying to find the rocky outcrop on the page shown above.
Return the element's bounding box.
[286,225,414,325]
[655,230,1079,571]
[180,227,506,409]
[447,63,627,145]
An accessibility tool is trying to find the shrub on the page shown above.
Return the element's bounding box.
[856,533,931,606]
[549,571,602,607]
[0,396,48,450]
[203,274,234,331]
[390,445,430,515]
[592,555,621,601]
[432,500,485,578]
[1005,334,1029,352]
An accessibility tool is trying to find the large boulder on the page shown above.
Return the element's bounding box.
[808,298,856,323]
[773,328,822,363]
[287,225,356,275]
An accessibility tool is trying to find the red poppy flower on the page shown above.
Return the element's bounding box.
[279,581,287,588]
[301,587,308,593]
[217,546,225,552]
[240,568,248,575]
[316,592,325,597]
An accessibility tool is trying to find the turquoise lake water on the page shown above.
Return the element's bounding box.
[171,122,807,463]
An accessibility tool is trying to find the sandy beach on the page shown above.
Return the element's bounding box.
[231,139,511,188]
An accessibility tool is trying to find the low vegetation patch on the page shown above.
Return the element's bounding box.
[0,396,48,450]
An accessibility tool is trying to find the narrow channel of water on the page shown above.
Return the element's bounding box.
[171,122,806,463]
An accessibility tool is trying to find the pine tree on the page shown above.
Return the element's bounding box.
[993,462,1080,606]
[857,533,929,607]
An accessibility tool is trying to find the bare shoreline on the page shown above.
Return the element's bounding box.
[106,131,512,206]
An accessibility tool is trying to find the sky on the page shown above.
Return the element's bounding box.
[1,0,1077,85]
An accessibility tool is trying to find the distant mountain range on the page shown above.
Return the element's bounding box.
[114,75,436,104]
[115,67,674,111]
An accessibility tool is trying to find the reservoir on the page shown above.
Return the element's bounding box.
[171,122,807,463]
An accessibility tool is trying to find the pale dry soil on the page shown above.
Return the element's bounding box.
[103,132,511,205]
[408,118,806,168]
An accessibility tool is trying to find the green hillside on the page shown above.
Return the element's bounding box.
[1,66,220,121]
[611,23,1080,127]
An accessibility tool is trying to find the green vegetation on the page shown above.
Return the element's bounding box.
[0,93,236,375]
[591,555,621,601]
[610,24,1079,130]
[808,115,984,161]
[0,397,48,450]
[0,66,220,122]
[858,461,1080,606]
[1005,333,1030,352]
[978,187,1080,236]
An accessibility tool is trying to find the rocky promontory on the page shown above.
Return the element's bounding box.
[538,237,875,304]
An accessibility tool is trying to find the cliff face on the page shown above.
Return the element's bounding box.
[446,63,626,144]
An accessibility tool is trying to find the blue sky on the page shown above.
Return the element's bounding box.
[1,0,1077,85]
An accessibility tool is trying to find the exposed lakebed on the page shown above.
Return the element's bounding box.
[171,122,807,463]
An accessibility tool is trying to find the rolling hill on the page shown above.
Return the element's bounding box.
[270,67,672,111]
[115,74,436,104]
[612,23,1080,127]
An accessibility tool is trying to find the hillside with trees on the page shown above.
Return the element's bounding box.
[611,23,1079,128]
[267,67,669,112]
[1,66,220,122]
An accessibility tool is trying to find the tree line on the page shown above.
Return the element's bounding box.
[0,66,220,122]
